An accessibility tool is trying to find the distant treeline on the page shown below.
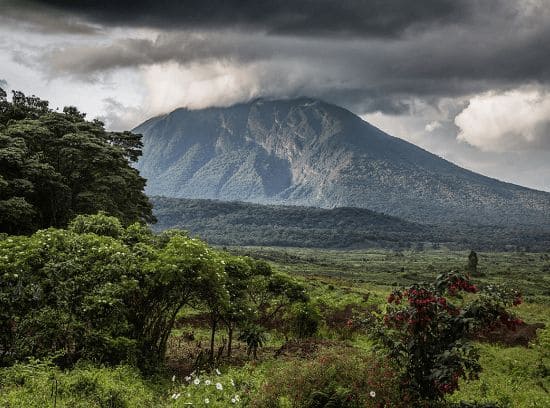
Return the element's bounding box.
[151,196,550,251]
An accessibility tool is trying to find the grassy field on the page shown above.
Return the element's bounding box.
[1,247,549,407]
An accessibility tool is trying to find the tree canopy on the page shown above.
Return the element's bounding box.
[0,213,308,372]
[0,89,154,234]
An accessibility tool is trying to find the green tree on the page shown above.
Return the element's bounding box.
[0,89,154,234]
[0,214,227,372]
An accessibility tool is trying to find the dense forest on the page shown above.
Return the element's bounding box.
[0,88,154,235]
[152,196,550,251]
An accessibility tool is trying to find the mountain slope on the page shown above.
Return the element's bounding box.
[135,98,550,226]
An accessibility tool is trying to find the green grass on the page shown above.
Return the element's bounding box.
[0,361,164,407]
[2,247,548,407]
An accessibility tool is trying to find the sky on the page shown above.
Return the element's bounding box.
[1,0,549,191]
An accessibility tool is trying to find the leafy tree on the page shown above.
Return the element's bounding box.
[218,256,255,358]
[0,89,154,234]
[0,214,226,372]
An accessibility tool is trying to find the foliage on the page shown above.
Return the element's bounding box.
[0,215,221,371]
[0,89,154,234]
[251,347,405,407]
[286,302,322,339]
[0,360,161,407]
[373,271,522,404]
[151,196,550,251]
[238,325,267,359]
[0,213,309,372]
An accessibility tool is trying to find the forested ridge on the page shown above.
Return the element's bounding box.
[152,196,550,251]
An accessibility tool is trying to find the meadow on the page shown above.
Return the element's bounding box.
[1,245,548,407]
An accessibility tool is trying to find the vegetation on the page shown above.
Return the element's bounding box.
[0,88,154,234]
[151,196,550,251]
[0,213,309,374]
[1,95,548,407]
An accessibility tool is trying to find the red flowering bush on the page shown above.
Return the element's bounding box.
[373,271,522,404]
[463,284,523,331]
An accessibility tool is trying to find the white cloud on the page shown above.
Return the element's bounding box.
[425,120,442,132]
[455,87,550,151]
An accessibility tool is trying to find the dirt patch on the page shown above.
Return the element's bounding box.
[324,303,379,331]
[474,322,545,347]
[165,334,255,378]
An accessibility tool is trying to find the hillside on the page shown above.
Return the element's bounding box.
[135,98,550,226]
[151,196,550,251]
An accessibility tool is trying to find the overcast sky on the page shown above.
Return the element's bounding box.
[1,0,549,191]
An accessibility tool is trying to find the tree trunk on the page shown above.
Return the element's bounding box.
[227,324,233,358]
[210,317,217,362]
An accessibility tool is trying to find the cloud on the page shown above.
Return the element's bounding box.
[0,1,100,35]
[455,87,550,152]
[27,10,550,119]
[97,98,146,132]
[425,121,442,132]
[0,79,7,89]
[21,0,470,38]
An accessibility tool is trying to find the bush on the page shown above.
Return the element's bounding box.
[286,302,321,339]
[251,347,406,407]
[0,214,228,371]
[373,271,522,404]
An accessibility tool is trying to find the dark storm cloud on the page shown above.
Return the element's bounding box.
[20,0,472,38]
[9,0,550,105]
[35,14,550,111]
[0,1,100,34]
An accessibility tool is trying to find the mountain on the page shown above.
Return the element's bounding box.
[151,196,550,251]
[135,98,550,227]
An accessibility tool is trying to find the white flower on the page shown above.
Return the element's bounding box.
[171,375,176,382]
[370,391,376,398]
[216,383,223,390]
[215,368,221,375]
[231,398,236,403]
[230,379,235,387]
[194,378,200,385]
[204,398,210,404]
[205,379,212,385]
[174,393,181,400]
[185,376,191,382]
[234,395,240,401]
[171,393,177,399]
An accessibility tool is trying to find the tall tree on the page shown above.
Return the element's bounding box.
[0,89,154,234]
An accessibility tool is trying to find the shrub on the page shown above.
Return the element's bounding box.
[286,302,321,339]
[251,347,406,407]
[373,271,522,404]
